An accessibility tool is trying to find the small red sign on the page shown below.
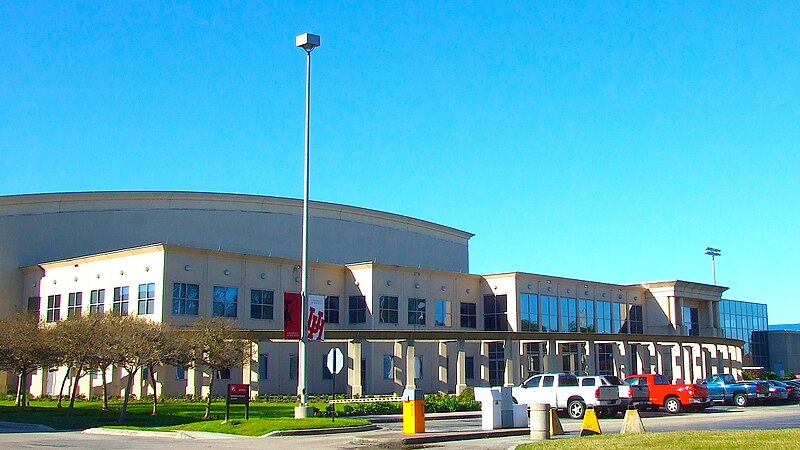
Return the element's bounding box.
[228,383,248,395]
[283,292,302,340]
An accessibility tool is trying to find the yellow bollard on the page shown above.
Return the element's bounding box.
[402,388,425,434]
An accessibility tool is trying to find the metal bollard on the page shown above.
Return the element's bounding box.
[529,403,550,441]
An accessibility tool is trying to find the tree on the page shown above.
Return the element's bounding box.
[53,314,102,414]
[143,324,192,416]
[190,317,247,420]
[86,313,122,411]
[112,315,163,422]
[0,311,58,409]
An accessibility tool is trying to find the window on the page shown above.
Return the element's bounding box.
[520,293,538,331]
[175,366,187,380]
[173,283,200,315]
[596,300,611,333]
[560,343,580,374]
[216,369,231,380]
[581,378,596,386]
[28,296,40,316]
[113,286,129,316]
[542,375,555,387]
[325,296,340,324]
[383,355,394,380]
[560,297,577,332]
[212,286,238,317]
[348,295,366,324]
[434,300,450,327]
[460,302,477,328]
[523,342,542,377]
[89,289,105,315]
[408,298,426,326]
[379,296,399,324]
[259,354,268,380]
[414,355,423,380]
[488,342,505,386]
[289,354,298,379]
[683,306,699,336]
[579,298,595,332]
[465,356,475,380]
[628,304,643,334]
[613,302,627,333]
[483,294,508,331]
[541,295,558,331]
[597,343,614,376]
[46,295,61,323]
[68,292,83,318]
[137,283,155,315]
[250,289,274,320]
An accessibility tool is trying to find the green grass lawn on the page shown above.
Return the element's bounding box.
[0,399,368,436]
[516,429,800,450]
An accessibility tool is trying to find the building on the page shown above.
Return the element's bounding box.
[2,191,747,398]
[719,299,769,369]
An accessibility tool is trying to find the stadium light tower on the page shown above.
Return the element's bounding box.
[295,32,320,419]
[704,247,721,285]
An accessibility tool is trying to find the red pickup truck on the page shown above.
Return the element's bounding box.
[624,373,710,414]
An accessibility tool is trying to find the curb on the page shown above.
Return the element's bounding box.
[353,427,529,445]
[265,424,379,436]
[83,428,193,439]
[360,412,482,424]
[0,421,56,433]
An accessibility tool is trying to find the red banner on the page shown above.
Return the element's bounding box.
[283,292,301,340]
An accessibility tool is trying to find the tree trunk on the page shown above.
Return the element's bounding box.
[118,367,137,423]
[149,365,158,415]
[204,371,215,419]
[17,368,28,409]
[16,372,23,407]
[57,366,71,408]
[67,362,84,414]
[101,367,109,411]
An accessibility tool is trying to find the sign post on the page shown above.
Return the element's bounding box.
[226,383,250,421]
[326,347,344,421]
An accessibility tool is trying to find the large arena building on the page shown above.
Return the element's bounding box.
[1,191,745,399]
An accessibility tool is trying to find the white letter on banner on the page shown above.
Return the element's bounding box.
[307,294,326,341]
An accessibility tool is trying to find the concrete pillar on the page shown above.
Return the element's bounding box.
[348,340,363,396]
[438,341,449,393]
[405,340,416,390]
[480,341,488,384]
[455,339,467,395]
[585,340,596,375]
[613,341,627,377]
[543,339,559,373]
[677,297,685,335]
[242,341,259,398]
[504,339,514,387]
[394,340,405,395]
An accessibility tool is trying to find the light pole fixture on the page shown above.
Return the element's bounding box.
[295,32,320,419]
[704,247,721,285]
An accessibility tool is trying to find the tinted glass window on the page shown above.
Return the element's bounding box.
[560,375,579,387]
[581,378,596,386]
[542,376,555,387]
[655,375,670,385]
[604,376,623,385]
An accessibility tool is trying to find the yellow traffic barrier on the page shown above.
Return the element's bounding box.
[402,388,425,434]
[579,407,602,436]
[620,407,646,434]
[549,407,565,436]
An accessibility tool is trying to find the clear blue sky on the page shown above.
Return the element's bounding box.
[2,2,798,322]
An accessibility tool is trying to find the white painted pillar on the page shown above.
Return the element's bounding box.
[348,340,363,396]
[456,339,467,395]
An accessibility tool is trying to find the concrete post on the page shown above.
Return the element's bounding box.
[529,403,550,441]
[504,339,514,387]
[348,340,363,396]
[406,340,416,390]
[456,339,467,395]
[438,341,448,393]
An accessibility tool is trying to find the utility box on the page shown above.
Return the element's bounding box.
[475,387,502,430]
[402,388,425,434]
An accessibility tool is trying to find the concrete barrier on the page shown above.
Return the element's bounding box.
[529,403,550,441]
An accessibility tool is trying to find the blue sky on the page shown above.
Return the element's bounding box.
[2,2,798,322]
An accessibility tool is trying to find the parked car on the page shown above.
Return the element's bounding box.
[579,375,650,416]
[700,374,770,406]
[624,373,710,414]
[512,373,621,419]
[763,380,789,403]
[768,380,797,402]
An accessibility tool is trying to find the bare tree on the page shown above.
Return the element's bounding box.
[190,317,247,420]
[86,313,121,411]
[53,314,102,415]
[0,311,58,410]
[144,324,193,416]
[113,316,162,422]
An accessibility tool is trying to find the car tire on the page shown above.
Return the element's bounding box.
[567,399,586,419]
[733,393,748,407]
[664,397,682,414]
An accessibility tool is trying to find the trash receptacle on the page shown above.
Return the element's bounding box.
[475,387,502,430]
[402,388,425,434]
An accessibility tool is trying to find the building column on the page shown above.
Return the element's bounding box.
[438,341,449,393]
[677,297,686,334]
[613,341,627,377]
[405,339,416,390]
[543,339,559,373]
[455,339,467,395]
[348,340,363,396]
[242,341,259,398]
[585,340,596,375]
[504,339,514,387]
[394,340,405,395]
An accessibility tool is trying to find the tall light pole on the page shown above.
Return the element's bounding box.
[705,247,721,285]
[295,32,320,419]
